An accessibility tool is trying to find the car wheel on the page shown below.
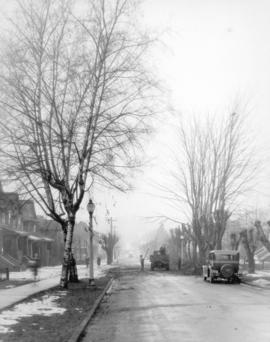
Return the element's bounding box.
[220,264,234,278]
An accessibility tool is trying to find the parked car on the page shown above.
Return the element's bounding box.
[202,250,241,283]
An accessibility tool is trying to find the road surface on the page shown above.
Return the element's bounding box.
[82,267,270,342]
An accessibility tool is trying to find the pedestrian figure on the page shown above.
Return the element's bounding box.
[29,254,40,282]
[140,254,145,271]
[69,253,78,282]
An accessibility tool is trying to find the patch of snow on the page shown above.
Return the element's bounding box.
[77,263,116,279]
[0,292,66,333]
[9,263,115,282]
[252,279,270,287]
[0,262,117,335]
[9,265,62,281]
[243,270,270,278]
[243,273,261,278]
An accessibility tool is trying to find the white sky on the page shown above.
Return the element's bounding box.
[2,0,270,247]
[83,0,270,246]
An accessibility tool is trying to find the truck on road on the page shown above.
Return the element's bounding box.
[150,247,170,271]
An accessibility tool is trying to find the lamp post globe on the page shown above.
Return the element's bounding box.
[87,199,95,215]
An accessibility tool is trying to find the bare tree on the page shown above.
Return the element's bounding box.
[230,232,241,251]
[254,220,270,251]
[100,231,119,264]
[0,0,157,287]
[240,229,258,274]
[160,113,255,267]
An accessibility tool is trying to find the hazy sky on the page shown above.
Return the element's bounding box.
[83,0,270,246]
[1,0,270,246]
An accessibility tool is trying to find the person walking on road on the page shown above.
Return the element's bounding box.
[140,254,145,271]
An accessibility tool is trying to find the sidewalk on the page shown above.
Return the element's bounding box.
[0,276,59,310]
[0,264,109,311]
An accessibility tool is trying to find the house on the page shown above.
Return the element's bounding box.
[0,183,63,270]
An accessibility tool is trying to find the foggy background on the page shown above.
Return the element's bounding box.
[1,0,270,251]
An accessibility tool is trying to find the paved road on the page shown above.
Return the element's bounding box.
[82,267,270,342]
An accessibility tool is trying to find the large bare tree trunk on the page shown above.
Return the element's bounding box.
[101,231,119,266]
[240,230,256,274]
[255,221,270,252]
[230,233,240,250]
[107,249,113,265]
[159,114,255,272]
[60,218,75,288]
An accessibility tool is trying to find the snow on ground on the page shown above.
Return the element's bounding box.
[9,263,114,282]
[0,263,117,334]
[0,292,67,333]
[252,279,270,287]
[9,265,62,281]
[242,270,270,278]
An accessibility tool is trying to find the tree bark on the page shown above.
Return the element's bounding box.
[255,221,270,252]
[60,218,75,288]
[107,249,113,265]
[240,230,256,274]
[216,239,222,250]
[247,255,255,274]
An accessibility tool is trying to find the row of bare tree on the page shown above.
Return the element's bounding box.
[168,219,270,274]
[160,112,256,270]
[231,221,270,273]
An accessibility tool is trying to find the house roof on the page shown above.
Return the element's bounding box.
[13,230,54,242]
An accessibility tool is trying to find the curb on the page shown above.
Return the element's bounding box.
[67,277,114,342]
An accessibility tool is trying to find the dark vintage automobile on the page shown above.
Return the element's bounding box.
[150,247,170,271]
[202,250,241,283]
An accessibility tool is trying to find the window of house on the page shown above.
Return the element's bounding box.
[19,216,23,230]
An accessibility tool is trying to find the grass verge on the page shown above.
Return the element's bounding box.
[0,276,111,342]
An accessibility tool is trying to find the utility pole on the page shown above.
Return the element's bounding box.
[107,216,117,263]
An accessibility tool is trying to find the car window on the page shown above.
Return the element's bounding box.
[215,254,232,261]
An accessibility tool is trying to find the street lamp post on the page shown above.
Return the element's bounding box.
[87,199,95,287]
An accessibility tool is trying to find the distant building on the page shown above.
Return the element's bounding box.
[0,182,63,270]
